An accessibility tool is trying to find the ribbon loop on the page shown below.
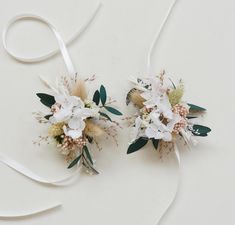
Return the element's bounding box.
[2,2,102,80]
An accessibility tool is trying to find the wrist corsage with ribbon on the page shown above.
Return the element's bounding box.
[126,71,211,154]
[35,77,122,174]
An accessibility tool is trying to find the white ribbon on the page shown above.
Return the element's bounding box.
[0,152,81,186]
[146,0,177,76]
[156,144,181,225]
[2,1,102,80]
[0,203,62,219]
[0,1,101,218]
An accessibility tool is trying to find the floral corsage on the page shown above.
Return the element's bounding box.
[34,76,122,174]
[126,71,211,154]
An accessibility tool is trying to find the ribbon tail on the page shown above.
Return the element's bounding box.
[156,143,181,225]
[0,203,61,219]
[0,153,81,186]
[146,0,177,76]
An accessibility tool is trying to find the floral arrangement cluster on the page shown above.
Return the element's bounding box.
[126,71,211,154]
[34,76,122,174]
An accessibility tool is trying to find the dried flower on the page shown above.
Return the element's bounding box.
[84,120,104,137]
[71,79,87,101]
[172,104,189,118]
[48,122,65,136]
[168,82,184,106]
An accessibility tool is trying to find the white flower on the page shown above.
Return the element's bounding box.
[50,94,98,139]
[141,78,173,120]
[144,111,171,141]
[50,95,84,123]
[63,117,86,139]
[143,110,181,142]
[130,117,143,142]
[84,99,100,118]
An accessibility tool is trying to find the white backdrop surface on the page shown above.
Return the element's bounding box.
[0,0,234,224]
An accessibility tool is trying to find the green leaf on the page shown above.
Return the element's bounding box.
[68,154,82,169]
[188,103,206,112]
[169,78,176,89]
[83,146,93,165]
[100,85,107,105]
[187,116,197,119]
[151,139,159,150]
[86,136,93,143]
[36,93,55,108]
[93,90,100,105]
[82,162,99,175]
[104,106,123,116]
[127,137,148,154]
[99,112,112,121]
[44,114,53,120]
[191,125,211,137]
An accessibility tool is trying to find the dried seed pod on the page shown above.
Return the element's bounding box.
[84,120,104,137]
[126,88,145,108]
[71,79,88,101]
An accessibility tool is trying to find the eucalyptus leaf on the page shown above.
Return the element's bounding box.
[191,125,211,137]
[188,103,206,112]
[99,112,112,121]
[169,78,176,89]
[100,85,107,105]
[127,137,148,154]
[186,116,197,119]
[36,93,55,108]
[44,114,53,120]
[104,106,122,116]
[82,157,99,175]
[151,139,159,150]
[68,154,82,169]
[83,146,93,165]
[93,90,100,105]
[87,164,99,175]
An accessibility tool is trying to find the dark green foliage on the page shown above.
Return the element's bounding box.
[99,112,112,121]
[127,137,148,154]
[152,139,159,150]
[93,90,100,105]
[100,85,107,105]
[36,93,55,108]
[188,103,206,112]
[191,125,211,137]
[104,106,122,116]
[68,154,82,169]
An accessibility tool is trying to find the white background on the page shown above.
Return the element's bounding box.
[0,0,234,224]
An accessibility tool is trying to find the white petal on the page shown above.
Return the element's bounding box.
[145,126,156,139]
[74,107,93,118]
[69,96,83,107]
[53,108,71,121]
[167,114,181,131]
[162,132,172,142]
[130,117,142,141]
[55,95,66,105]
[63,126,82,139]
[68,117,85,130]
[135,117,142,129]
